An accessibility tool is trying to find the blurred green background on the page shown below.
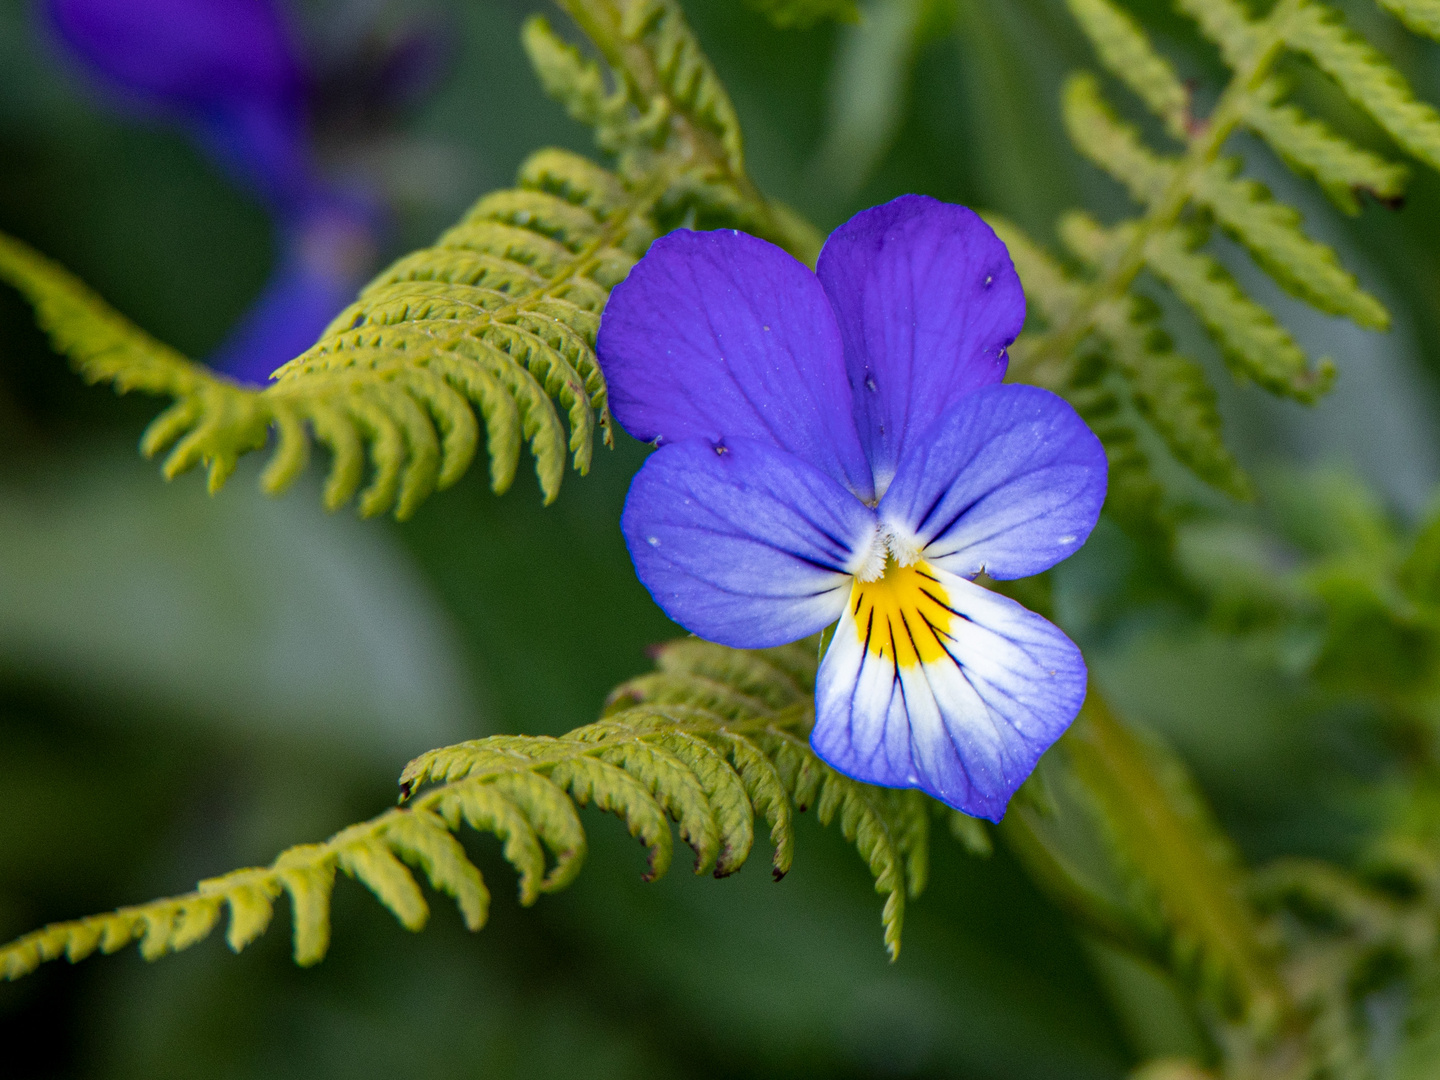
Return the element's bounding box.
[2,0,1439,1075]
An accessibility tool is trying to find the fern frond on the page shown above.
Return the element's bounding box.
[1375,0,1440,41]
[535,0,822,262]
[1063,695,1290,1033]
[1171,0,1259,69]
[996,682,1294,1041]
[1,639,940,982]
[990,216,1086,330]
[5,0,818,516]
[998,213,1247,510]
[618,0,746,174]
[1144,225,1334,403]
[993,218,1174,523]
[1063,71,1387,330]
[0,150,648,515]
[1285,0,1440,172]
[0,235,272,496]
[1063,73,1175,206]
[1092,295,1250,498]
[1191,159,1388,327]
[0,802,484,980]
[523,18,657,159]
[1250,840,1440,1073]
[1067,369,1171,532]
[998,0,1440,532]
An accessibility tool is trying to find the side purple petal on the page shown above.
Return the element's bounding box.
[621,437,876,649]
[598,229,876,502]
[877,384,1107,581]
[816,195,1025,496]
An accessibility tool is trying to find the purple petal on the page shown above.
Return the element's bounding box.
[621,437,877,649]
[598,229,876,502]
[817,195,1025,496]
[811,566,1087,821]
[877,384,1106,581]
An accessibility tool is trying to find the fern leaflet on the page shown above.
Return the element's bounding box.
[1251,837,1440,1076]
[530,0,822,261]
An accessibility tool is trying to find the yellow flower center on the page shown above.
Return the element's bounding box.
[848,557,957,667]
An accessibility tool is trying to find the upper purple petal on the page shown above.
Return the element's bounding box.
[877,384,1107,581]
[817,195,1025,496]
[621,437,876,649]
[598,229,876,502]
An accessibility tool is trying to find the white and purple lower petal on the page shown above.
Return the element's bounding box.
[598,228,876,501]
[876,384,1107,581]
[816,196,1025,496]
[622,437,876,649]
[811,564,1087,821]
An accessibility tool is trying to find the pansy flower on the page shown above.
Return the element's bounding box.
[597,196,1107,821]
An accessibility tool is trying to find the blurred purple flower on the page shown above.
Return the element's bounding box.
[44,0,399,386]
[48,0,311,208]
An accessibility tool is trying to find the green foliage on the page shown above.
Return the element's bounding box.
[0,638,949,981]
[1242,80,1407,215]
[993,218,1195,532]
[994,476,1440,1074]
[0,0,818,521]
[811,0,940,198]
[1006,698,1288,1039]
[1165,468,1440,1074]
[0,152,635,518]
[1251,835,1440,1078]
[1377,0,1440,42]
[1284,0,1440,173]
[1175,468,1440,699]
[742,0,859,30]
[999,0,1440,535]
[527,0,822,259]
